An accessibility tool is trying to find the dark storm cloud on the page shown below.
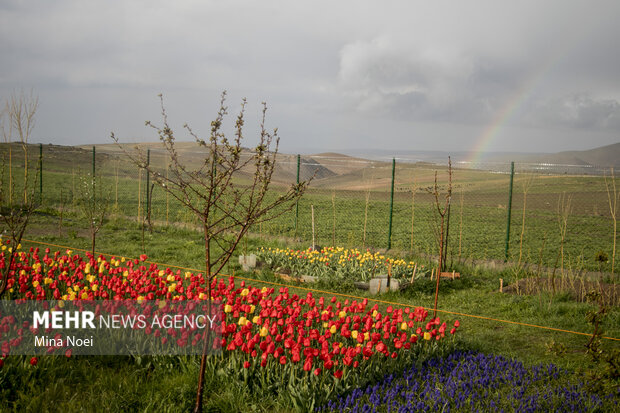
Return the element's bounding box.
[528,94,620,130]
[1,0,619,152]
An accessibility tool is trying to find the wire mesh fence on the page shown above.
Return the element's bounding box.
[1,143,618,274]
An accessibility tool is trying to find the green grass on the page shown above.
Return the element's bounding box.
[2,144,619,411]
[2,142,618,273]
[19,201,620,359]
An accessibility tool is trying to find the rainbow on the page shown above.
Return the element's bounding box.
[464,32,584,166]
[465,77,539,165]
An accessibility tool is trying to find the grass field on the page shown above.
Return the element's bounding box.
[1,209,618,411]
[1,138,619,409]
[2,142,616,274]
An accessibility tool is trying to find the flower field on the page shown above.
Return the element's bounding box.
[1,240,617,411]
[318,351,618,412]
[256,246,426,282]
[0,241,461,410]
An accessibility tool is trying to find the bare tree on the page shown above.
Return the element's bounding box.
[111,92,309,413]
[410,179,417,253]
[6,91,38,204]
[75,173,110,257]
[0,91,39,298]
[604,168,617,275]
[550,192,572,297]
[362,169,373,248]
[518,173,535,267]
[430,158,452,318]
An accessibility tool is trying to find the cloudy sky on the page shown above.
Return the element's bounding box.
[1,0,619,155]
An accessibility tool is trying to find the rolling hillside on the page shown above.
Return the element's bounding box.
[529,141,620,167]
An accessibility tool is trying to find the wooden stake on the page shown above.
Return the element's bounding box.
[311,204,315,250]
[166,154,169,226]
[410,263,417,284]
[430,268,435,281]
[138,167,142,224]
[114,160,119,210]
[499,278,503,293]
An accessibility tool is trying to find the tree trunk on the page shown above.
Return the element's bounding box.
[433,217,445,318]
[194,226,212,413]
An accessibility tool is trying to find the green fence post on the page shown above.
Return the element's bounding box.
[295,154,300,238]
[387,157,396,250]
[146,149,150,219]
[38,143,43,204]
[92,146,96,209]
[504,161,515,262]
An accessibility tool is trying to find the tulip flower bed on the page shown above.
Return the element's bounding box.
[0,242,459,410]
[318,351,618,412]
[256,246,425,283]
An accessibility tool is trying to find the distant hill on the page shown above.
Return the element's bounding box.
[340,142,620,172]
[528,142,620,167]
[83,142,338,185]
[12,140,616,185]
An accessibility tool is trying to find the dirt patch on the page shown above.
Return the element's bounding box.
[503,277,619,306]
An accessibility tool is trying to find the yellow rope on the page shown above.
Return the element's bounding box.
[20,238,620,342]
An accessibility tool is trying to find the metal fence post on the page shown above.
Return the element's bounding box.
[387,157,395,250]
[92,146,96,209]
[295,154,300,238]
[38,143,43,204]
[504,161,515,262]
[146,149,150,220]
